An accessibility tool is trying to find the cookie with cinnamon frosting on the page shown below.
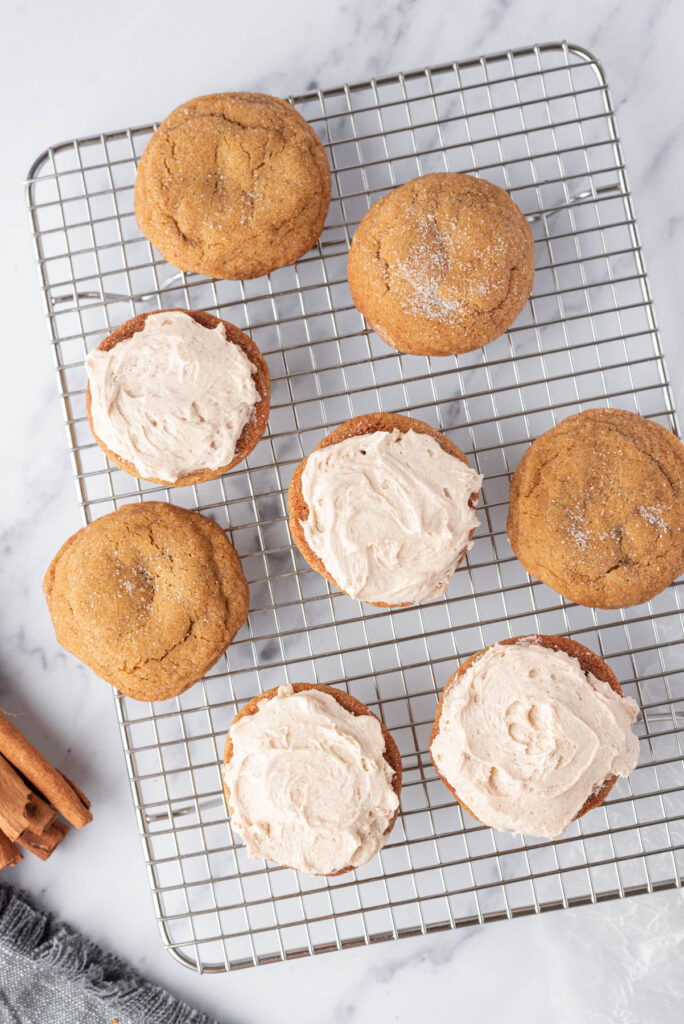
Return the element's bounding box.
[430,634,640,839]
[347,172,534,356]
[288,412,482,607]
[507,408,684,608]
[223,683,401,875]
[86,308,270,487]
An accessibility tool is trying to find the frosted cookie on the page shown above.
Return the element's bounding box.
[134,92,331,279]
[507,408,684,608]
[430,635,640,839]
[223,683,401,875]
[43,502,248,702]
[86,309,270,486]
[288,412,482,607]
[347,172,534,356]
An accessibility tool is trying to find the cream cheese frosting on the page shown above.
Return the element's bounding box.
[300,429,482,605]
[86,310,260,482]
[430,640,640,839]
[223,685,399,875]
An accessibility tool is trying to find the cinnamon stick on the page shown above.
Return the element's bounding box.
[16,820,69,861]
[0,710,91,828]
[0,827,22,869]
[0,752,56,840]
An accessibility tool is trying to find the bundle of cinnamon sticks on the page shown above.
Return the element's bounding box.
[0,708,91,869]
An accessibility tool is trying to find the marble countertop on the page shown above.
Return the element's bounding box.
[2,0,684,1021]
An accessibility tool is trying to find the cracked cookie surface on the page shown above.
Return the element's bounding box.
[507,408,684,608]
[43,502,249,701]
[347,172,534,356]
[134,92,331,280]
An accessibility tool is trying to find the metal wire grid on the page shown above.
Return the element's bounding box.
[26,40,684,973]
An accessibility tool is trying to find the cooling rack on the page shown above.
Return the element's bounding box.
[26,41,684,973]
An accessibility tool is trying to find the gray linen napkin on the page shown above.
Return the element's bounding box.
[0,882,216,1024]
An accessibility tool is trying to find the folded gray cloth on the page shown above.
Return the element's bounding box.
[0,882,216,1024]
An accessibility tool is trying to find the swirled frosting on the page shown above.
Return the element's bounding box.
[86,310,259,482]
[430,640,640,839]
[300,429,482,605]
[223,685,399,875]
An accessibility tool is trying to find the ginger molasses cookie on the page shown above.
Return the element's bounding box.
[43,502,248,702]
[507,408,684,608]
[288,412,482,607]
[430,635,640,839]
[135,92,331,279]
[86,308,270,487]
[223,683,401,875]
[347,172,534,356]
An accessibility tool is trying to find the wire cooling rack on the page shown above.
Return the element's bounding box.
[26,41,684,973]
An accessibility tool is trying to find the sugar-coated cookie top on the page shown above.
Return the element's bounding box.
[43,502,248,702]
[348,172,535,356]
[508,408,684,608]
[134,92,331,279]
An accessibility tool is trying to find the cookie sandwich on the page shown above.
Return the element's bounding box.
[288,412,483,607]
[86,309,270,487]
[223,683,401,876]
[430,635,640,840]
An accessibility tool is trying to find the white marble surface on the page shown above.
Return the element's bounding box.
[2,0,684,1021]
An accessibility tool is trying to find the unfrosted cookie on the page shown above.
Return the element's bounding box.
[430,634,639,839]
[135,92,331,279]
[288,412,482,606]
[43,502,248,702]
[86,308,270,487]
[507,408,684,608]
[347,172,534,356]
[223,682,401,875]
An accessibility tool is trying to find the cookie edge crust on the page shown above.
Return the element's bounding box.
[43,501,249,702]
[223,681,402,876]
[287,412,481,608]
[347,172,535,357]
[507,407,684,608]
[134,92,331,280]
[429,633,630,833]
[86,308,271,487]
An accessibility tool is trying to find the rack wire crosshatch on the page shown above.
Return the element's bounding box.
[26,41,684,973]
